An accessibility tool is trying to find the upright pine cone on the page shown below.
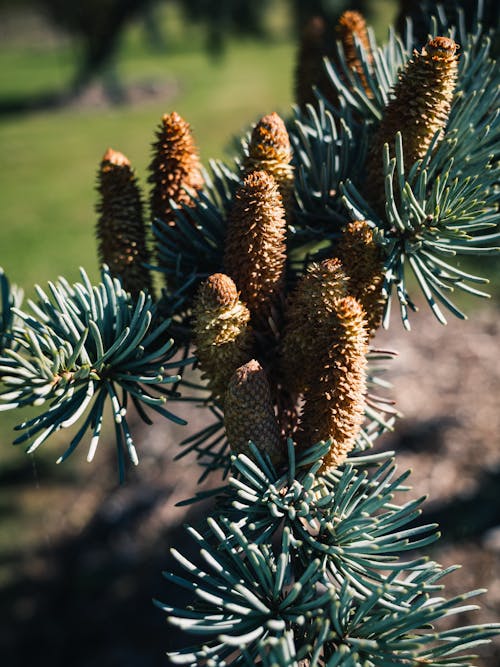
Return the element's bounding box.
[224,359,283,464]
[96,148,153,298]
[280,258,349,395]
[224,170,287,328]
[192,273,254,401]
[243,112,294,219]
[148,111,203,227]
[335,221,385,334]
[298,295,369,471]
[364,36,459,209]
[336,10,373,94]
[295,15,328,110]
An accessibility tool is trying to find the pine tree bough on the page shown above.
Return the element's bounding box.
[2,4,500,664]
[96,148,153,298]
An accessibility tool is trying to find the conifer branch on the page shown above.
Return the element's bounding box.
[0,267,185,478]
[2,4,499,663]
[291,101,369,237]
[160,446,500,663]
[342,131,499,327]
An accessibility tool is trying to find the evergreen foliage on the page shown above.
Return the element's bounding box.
[1,2,499,664]
[0,267,185,479]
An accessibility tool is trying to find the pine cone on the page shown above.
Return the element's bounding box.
[243,112,294,220]
[335,221,385,334]
[192,273,254,401]
[298,295,368,471]
[280,258,349,395]
[224,170,287,329]
[365,36,459,210]
[224,359,283,464]
[96,148,153,298]
[295,15,328,110]
[148,111,203,227]
[336,10,373,95]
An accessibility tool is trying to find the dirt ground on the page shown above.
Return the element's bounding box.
[1,305,499,665]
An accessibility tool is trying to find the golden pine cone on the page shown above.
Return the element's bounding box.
[224,170,287,328]
[335,221,385,334]
[364,36,459,210]
[280,258,349,395]
[148,111,203,227]
[336,10,373,92]
[96,148,153,298]
[224,359,283,464]
[192,273,254,400]
[295,16,327,111]
[298,295,369,472]
[243,112,294,219]
[295,15,328,110]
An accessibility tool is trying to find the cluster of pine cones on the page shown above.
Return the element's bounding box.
[95,9,459,473]
[191,111,386,471]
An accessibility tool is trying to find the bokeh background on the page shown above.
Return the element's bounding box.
[0,1,499,665]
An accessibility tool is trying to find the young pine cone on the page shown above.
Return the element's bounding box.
[335,221,385,334]
[243,112,294,219]
[148,111,203,227]
[224,359,283,465]
[280,258,349,395]
[365,36,459,210]
[295,15,328,110]
[298,295,369,472]
[224,170,287,329]
[96,148,153,298]
[192,273,254,401]
[336,10,373,96]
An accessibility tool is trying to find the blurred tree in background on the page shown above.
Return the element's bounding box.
[1,0,494,106]
[0,0,396,106]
